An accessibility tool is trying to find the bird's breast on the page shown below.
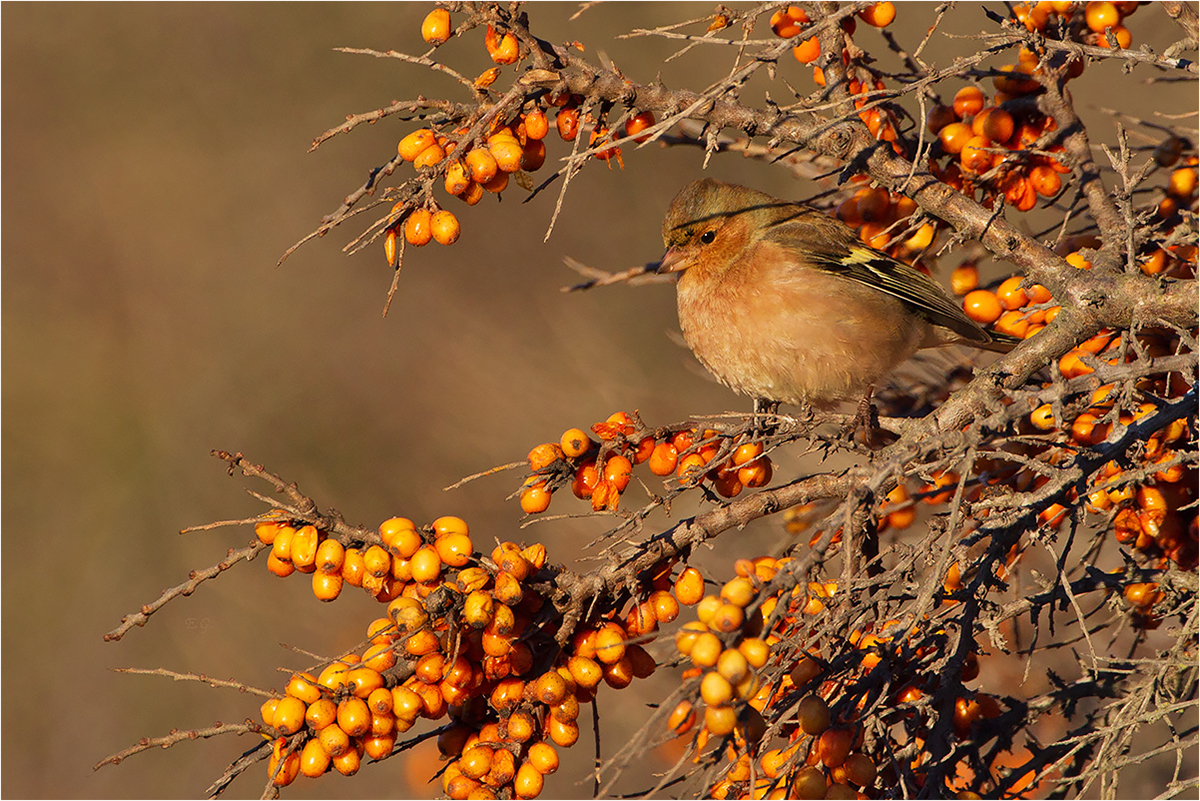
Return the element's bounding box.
[675,258,930,407]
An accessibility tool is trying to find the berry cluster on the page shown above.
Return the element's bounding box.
[672,556,998,801]
[519,412,773,515]
[254,512,679,796]
[379,7,657,267]
[1014,1,1142,48]
[770,4,897,69]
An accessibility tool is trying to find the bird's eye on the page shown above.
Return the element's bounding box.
[700,230,716,244]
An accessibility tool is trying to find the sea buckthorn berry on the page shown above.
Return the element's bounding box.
[604,455,633,492]
[983,108,1017,145]
[710,603,745,633]
[465,148,499,184]
[489,30,519,65]
[414,143,445,169]
[594,623,627,664]
[939,122,973,155]
[307,570,339,600]
[960,135,993,173]
[953,86,986,119]
[1085,1,1120,32]
[649,589,680,623]
[859,2,896,27]
[704,705,738,736]
[266,553,294,577]
[738,638,771,668]
[519,481,551,514]
[950,263,979,295]
[315,538,345,574]
[648,441,679,476]
[1030,164,1063,197]
[818,727,854,768]
[624,110,657,144]
[548,716,579,747]
[398,129,437,161]
[997,275,1030,310]
[560,427,593,458]
[255,514,286,544]
[422,8,452,45]
[717,648,750,684]
[792,36,820,64]
[299,737,331,778]
[268,745,301,786]
[317,723,351,757]
[738,457,773,488]
[1169,167,1198,198]
[690,632,723,668]
[556,107,580,141]
[290,525,320,572]
[490,137,524,173]
[701,670,734,706]
[534,670,568,705]
[771,6,808,37]
[404,209,433,246]
[798,694,832,735]
[271,525,295,562]
[336,697,371,737]
[524,108,549,141]
[721,576,756,607]
[362,544,391,578]
[962,289,1002,324]
[667,699,697,735]
[435,532,473,567]
[526,741,558,775]
[427,209,461,246]
[675,566,705,605]
[272,696,307,735]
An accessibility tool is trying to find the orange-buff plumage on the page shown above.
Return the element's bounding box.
[659,179,1013,409]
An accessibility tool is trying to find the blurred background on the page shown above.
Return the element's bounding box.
[3,3,1193,798]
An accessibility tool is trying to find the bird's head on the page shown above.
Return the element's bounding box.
[658,179,789,279]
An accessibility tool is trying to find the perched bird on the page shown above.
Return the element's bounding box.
[658,178,1014,411]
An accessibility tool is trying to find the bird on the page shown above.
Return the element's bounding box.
[658,178,1015,412]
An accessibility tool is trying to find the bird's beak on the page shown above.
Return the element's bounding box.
[656,247,690,274]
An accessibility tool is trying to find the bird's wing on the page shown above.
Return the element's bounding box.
[766,209,994,345]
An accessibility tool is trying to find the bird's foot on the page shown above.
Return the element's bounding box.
[844,388,891,448]
[750,398,782,437]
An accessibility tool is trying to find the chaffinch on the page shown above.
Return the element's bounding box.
[658,178,1013,410]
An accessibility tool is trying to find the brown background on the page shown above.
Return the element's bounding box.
[3,3,1193,798]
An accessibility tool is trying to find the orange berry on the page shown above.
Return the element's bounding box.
[962,289,1002,323]
[939,122,974,155]
[430,210,460,245]
[524,108,549,140]
[465,148,498,184]
[514,762,544,798]
[409,544,441,583]
[674,566,705,605]
[974,107,1014,143]
[953,86,986,119]
[413,143,445,168]
[404,209,433,246]
[951,263,979,295]
[560,427,593,458]
[489,31,519,65]
[312,571,344,601]
[435,532,473,567]
[792,37,820,64]
[603,455,633,492]
[520,481,551,514]
[960,134,994,173]
[299,737,332,778]
[996,275,1030,310]
[1085,2,1120,32]
[490,137,524,173]
[421,8,452,45]
[858,2,896,27]
[398,129,436,161]
[770,6,808,38]
[556,107,580,141]
[1169,167,1198,198]
[625,110,656,143]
